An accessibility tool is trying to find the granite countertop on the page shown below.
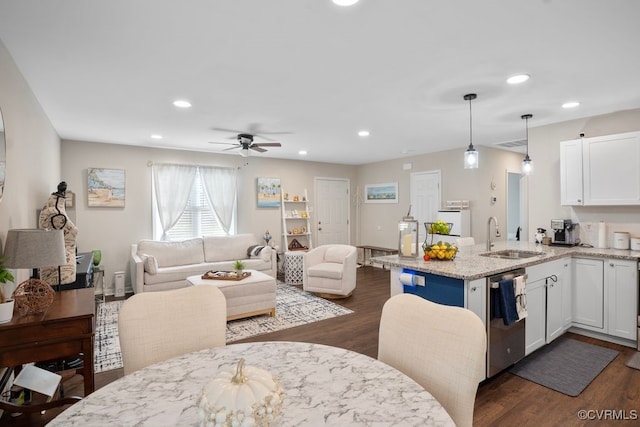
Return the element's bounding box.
[370,241,640,280]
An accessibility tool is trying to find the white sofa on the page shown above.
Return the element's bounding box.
[130,234,276,293]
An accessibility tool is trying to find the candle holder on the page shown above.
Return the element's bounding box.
[398,207,419,259]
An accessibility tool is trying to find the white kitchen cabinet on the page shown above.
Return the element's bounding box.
[561,259,573,328]
[560,139,584,205]
[560,131,640,206]
[573,258,605,330]
[606,259,638,340]
[466,278,486,329]
[525,258,570,355]
[525,276,546,355]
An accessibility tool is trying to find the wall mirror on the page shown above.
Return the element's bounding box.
[0,107,5,202]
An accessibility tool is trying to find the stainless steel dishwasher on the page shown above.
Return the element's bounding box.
[487,268,526,377]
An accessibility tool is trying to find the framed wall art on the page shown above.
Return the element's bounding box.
[65,191,75,208]
[364,182,398,204]
[87,168,125,208]
[257,177,281,208]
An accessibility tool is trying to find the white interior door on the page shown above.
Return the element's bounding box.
[410,171,441,245]
[315,178,350,246]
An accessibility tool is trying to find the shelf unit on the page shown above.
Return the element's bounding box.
[281,189,312,252]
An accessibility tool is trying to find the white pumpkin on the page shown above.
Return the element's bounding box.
[197,358,285,427]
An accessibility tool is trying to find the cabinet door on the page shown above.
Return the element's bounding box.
[606,259,638,340]
[546,275,564,342]
[466,278,486,328]
[525,278,546,355]
[583,131,640,205]
[561,259,573,328]
[560,139,584,205]
[573,258,604,329]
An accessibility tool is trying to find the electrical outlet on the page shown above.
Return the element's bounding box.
[413,275,425,286]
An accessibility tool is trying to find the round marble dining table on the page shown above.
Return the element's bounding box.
[48,341,454,426]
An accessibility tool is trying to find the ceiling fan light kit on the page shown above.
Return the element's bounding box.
[463,93,479,169]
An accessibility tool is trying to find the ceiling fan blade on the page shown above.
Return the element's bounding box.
[223,145,241,151]
[208,141,238,146]
[211,127,246,134]
[252,142,282,148]
[250,146,267,153]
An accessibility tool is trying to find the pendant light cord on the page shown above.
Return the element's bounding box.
[469,97,473,149]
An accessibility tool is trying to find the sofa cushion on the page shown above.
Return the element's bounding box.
[137,238,204,268]
[142,254,158,274]
[324,246,352,264]
[307,262,344,280]
[203,234,259,262]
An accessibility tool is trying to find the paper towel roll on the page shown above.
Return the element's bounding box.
[598,221,607,248]
[399,273,415,286]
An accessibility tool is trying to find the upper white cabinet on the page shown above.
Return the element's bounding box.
[560,131,640,206]
[560,139,584,205]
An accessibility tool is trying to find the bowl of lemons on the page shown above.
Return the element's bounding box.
[423,241,458,261]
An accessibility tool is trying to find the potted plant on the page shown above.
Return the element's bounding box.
[233,260,245,274]
[0,257,15,324]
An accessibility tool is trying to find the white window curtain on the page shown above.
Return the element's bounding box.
[200,166,237,234]
[152,164,197,240]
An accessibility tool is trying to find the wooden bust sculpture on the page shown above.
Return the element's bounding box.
[39,181,79,285]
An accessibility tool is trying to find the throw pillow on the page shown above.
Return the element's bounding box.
[247,245,265,258]
[142,254,158,274]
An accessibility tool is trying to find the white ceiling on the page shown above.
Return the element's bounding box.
[0,0,639,165]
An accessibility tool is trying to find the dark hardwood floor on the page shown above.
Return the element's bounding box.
[3,266,640,426]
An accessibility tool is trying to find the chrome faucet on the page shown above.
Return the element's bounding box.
[486,216,501,251]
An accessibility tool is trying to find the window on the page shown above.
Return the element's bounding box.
[152,166,236,241]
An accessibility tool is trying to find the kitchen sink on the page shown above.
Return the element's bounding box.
[479,249,545,259]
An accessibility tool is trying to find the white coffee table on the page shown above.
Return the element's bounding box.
[187,270,276,320]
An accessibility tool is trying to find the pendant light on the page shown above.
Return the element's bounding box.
[463,93,479,169]
[521,114,533,175]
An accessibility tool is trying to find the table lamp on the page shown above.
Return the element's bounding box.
[3,229,66,314]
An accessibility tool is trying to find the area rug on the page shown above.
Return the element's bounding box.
[509,337,619,396]
[94,282,353,373]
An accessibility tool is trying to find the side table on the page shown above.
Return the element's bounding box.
[284,251,305,285]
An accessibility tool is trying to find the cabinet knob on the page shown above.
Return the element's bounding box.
[577,199,581,203]
[471,286,477,292]
[609,263,614,267]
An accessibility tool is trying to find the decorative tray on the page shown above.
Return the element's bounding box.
[201,270,251,281]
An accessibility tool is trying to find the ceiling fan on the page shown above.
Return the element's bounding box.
[208,124,288,157]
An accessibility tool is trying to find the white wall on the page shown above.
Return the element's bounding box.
[0,40,61,290]
[355,146,524,248]
[527,108,640,246]
[61,140,356,294]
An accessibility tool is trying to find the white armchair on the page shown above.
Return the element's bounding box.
[303,244,357,298]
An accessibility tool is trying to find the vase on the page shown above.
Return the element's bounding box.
[0,299,15,324]
[92,250,102,266]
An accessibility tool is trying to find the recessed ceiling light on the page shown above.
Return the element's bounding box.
[358,130,370,137]
[173,100,192,108]
[299,150,308,156]
[150,134,163,139]
[506,74,530,85]
[562,101,580,109]
[333,0,359,6]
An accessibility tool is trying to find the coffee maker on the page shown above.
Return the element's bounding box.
[550,219,580,246]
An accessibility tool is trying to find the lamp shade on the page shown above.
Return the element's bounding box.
[3,229,66,269]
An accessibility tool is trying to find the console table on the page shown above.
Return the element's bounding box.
[356,245,398,268]
[0,288,95,413]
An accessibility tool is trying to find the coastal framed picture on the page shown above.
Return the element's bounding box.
[257,177,281,208]
[364,182,398,204]
[87,168,125,207]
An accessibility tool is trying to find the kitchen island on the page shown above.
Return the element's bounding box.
[372,241,640,378]
[370,240,640,281]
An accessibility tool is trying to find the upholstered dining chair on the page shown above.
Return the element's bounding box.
[378,293,486,427]
[302,244,357,298]
[118,285,227,375]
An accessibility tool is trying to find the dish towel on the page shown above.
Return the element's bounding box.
[498,278,519,326]
[514,276,527,320]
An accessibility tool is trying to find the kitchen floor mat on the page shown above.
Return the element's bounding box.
[509,336,618,396]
